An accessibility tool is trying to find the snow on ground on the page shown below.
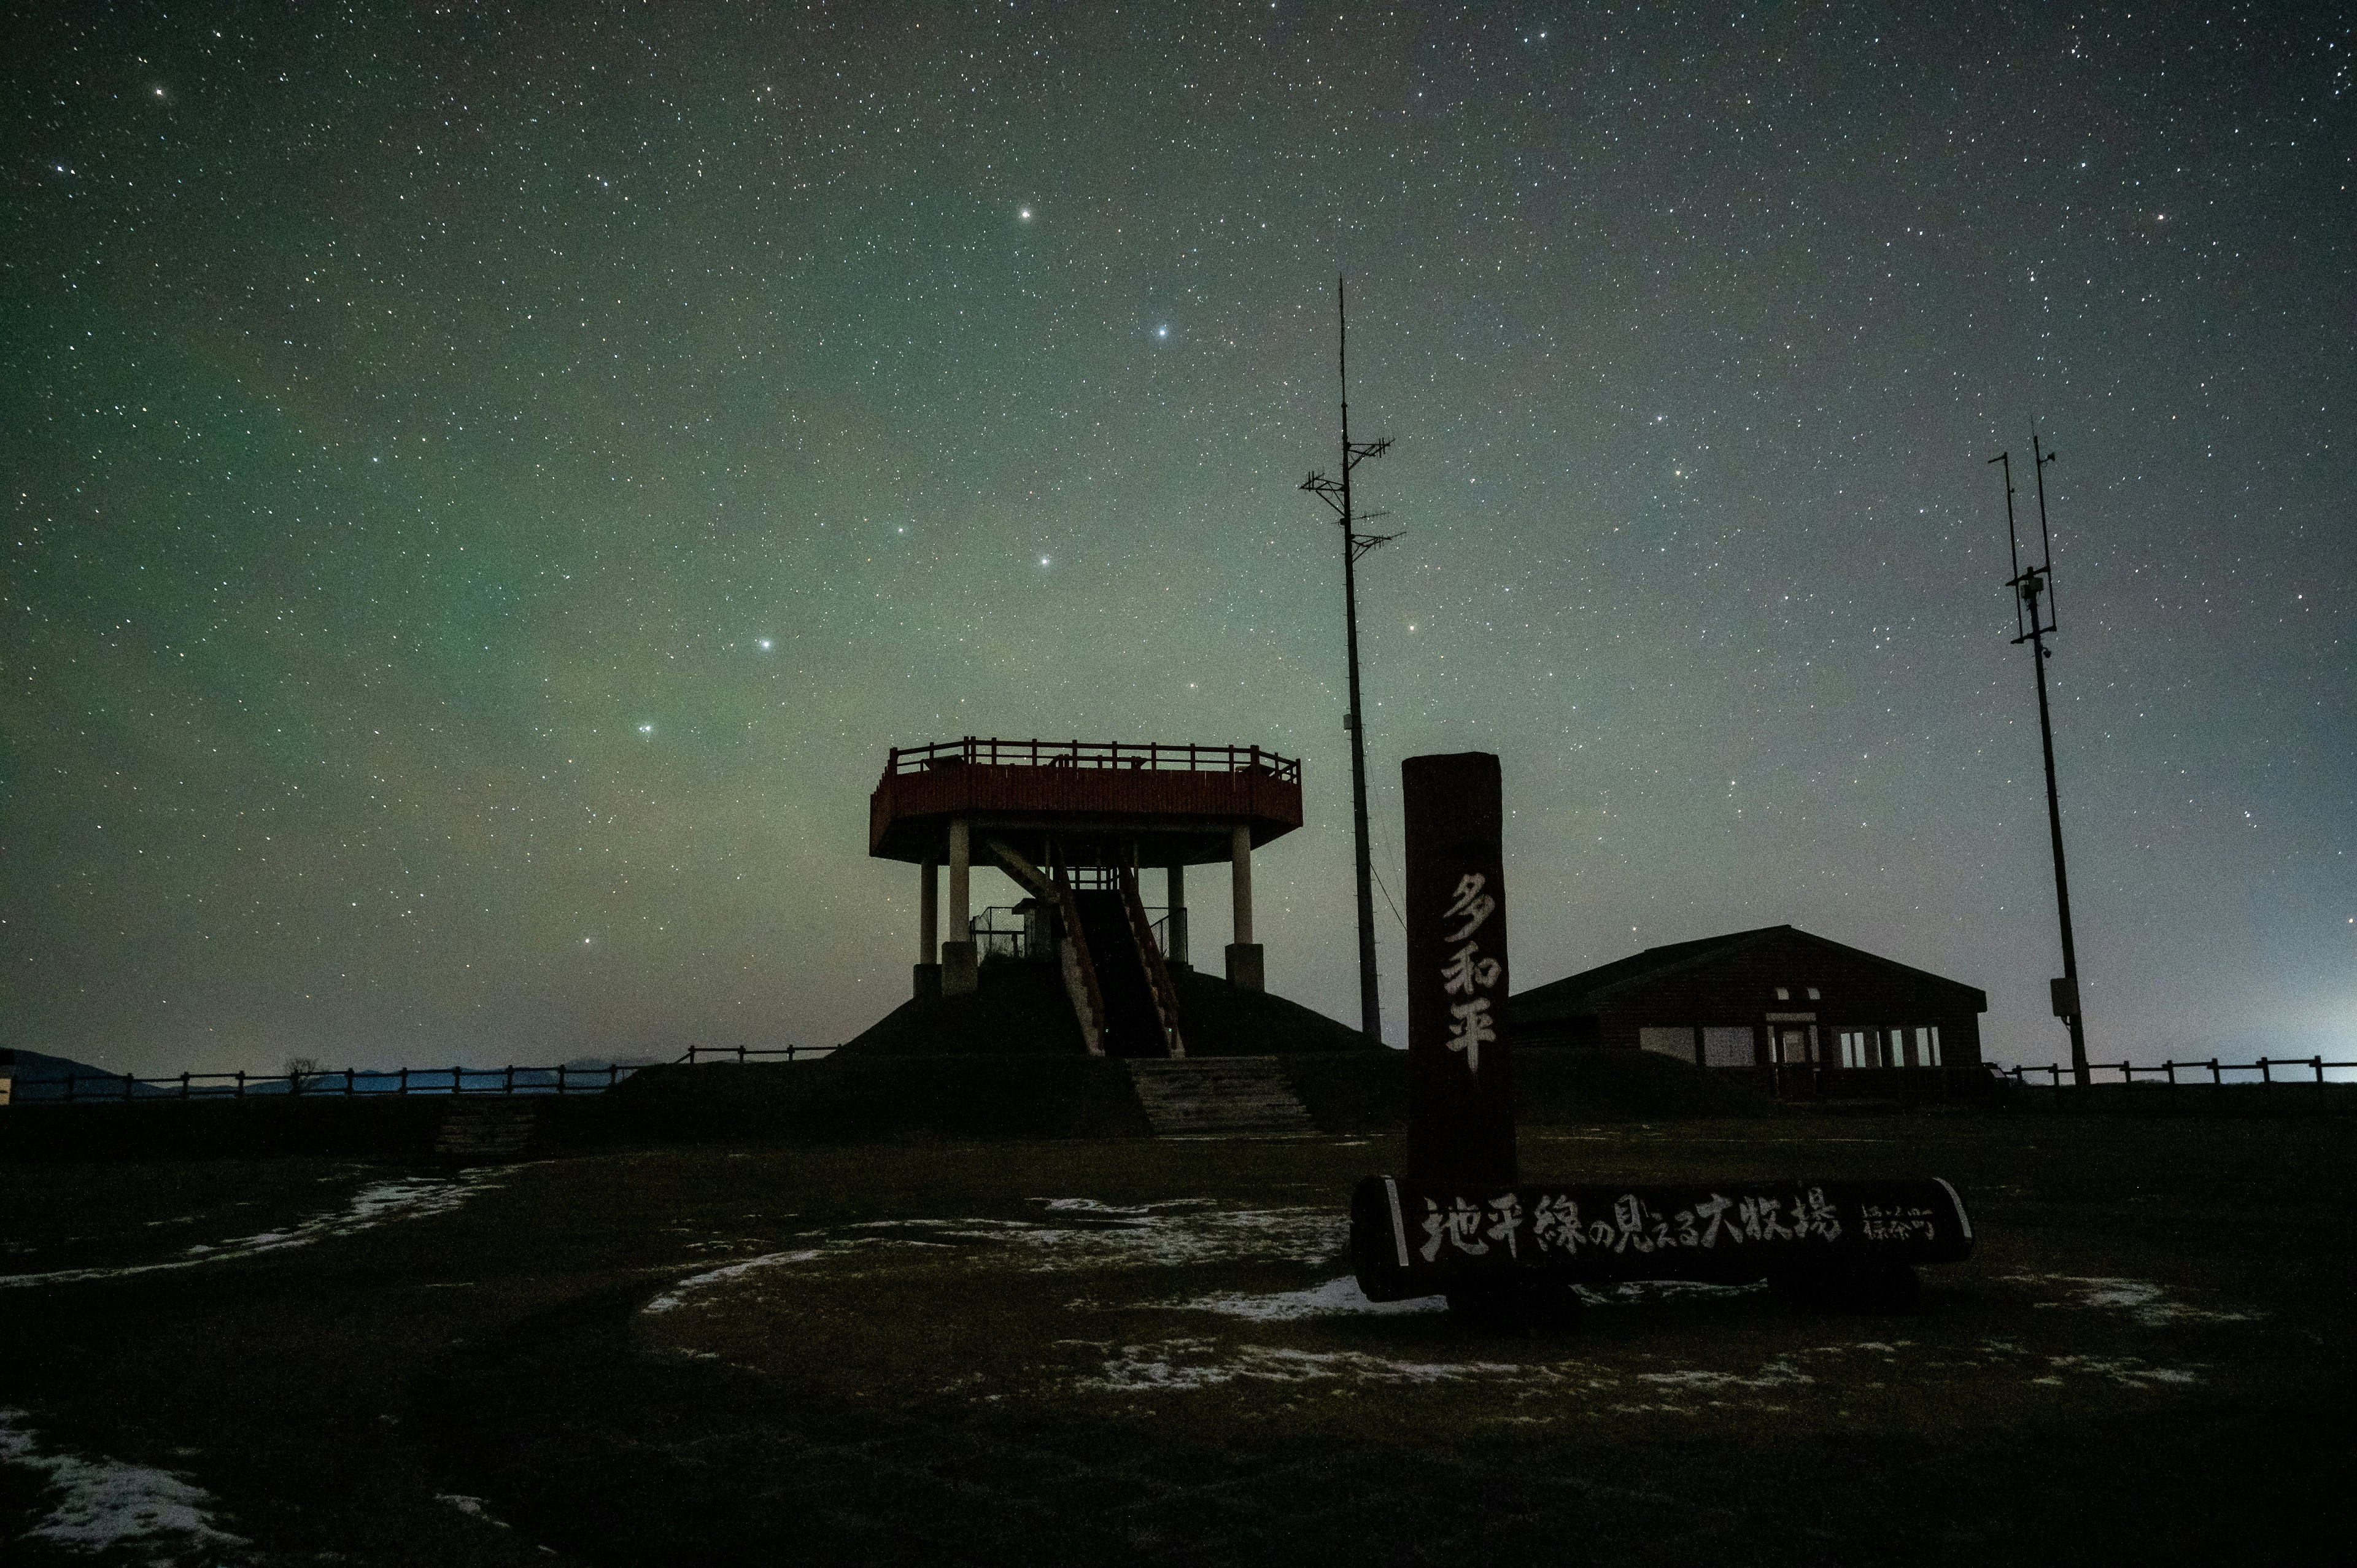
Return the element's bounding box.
[855,1198,1347,1270]
[0,1408,247,1564]
[641,1249,823,1313]
[1078,1339,1544,1392]
[644,1199,1347,1315]
[2033,1355,2201,1389]
[1169,1275,1447,1321]
[0,1167,515,1291]
[2000,1273,2253,1325]
[1636,1361,1813,1392]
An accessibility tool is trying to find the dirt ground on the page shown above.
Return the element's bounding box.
[4,1114,2351,1565]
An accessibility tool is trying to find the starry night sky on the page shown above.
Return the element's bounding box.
[5,2,2350,1078]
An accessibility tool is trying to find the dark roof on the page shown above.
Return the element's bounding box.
[1510,924,1984,1022]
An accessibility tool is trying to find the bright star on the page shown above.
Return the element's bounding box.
[755,638,772,651]
[1019,207,1032,220]
[1039,555,1050,566]
[1155,325,1169,339]
[637,723,654,735]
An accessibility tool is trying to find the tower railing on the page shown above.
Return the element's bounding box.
[886,737,1299,782]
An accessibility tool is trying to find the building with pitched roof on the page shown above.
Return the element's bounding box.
[1506,924,1985,1076]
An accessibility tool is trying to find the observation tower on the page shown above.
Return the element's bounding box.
[869,737,1304,1057]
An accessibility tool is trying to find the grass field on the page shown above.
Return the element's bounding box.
[4,1112,2351,1566]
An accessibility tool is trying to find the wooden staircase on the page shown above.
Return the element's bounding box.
[1126,1057,1316,1137]
[435,1099,538,1162]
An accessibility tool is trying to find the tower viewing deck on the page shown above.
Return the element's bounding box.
[869,736,1302,868]
[869,736,1306,1044]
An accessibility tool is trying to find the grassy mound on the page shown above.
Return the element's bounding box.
[838,958,1087,1056]
[835,958,1380,1057]
[1169,966,1379,1055]
[604,1056,1151,1143]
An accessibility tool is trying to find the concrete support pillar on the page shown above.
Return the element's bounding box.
[943,817,977,996]
[1225,822,1263,992]
[920,859,940,959]
[1228,824,1253,944]
[1166,861,1188,968]
[913,859,942,1000]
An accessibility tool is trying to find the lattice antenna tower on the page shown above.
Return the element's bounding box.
[1300,276,1399,1043]
[1991,431,2089,1086]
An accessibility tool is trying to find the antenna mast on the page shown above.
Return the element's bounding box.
[1300,277,1398,1043]
[1991,433,2089,1086]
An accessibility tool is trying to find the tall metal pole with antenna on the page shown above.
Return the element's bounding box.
[1991,433,2089,1086]
[1301,277,1398,1043]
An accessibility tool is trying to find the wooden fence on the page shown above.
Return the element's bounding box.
[7,1043,834,1105]
[1999,1056,2356,1106]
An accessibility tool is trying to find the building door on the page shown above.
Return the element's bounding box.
[1778,1028,1811,1064]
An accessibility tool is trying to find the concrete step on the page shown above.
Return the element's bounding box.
[435,1099,539,1162]
[1126,1057,1317,1137]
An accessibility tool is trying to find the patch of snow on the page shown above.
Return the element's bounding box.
[1167,1275,1447,1321]
[1079,1339,1548,1392]
[1578,1279,1766,1307]
[1637,1361,1813,1392]
[840,1200,1345,1272]
[0,1407,248,1563]
[1,1169,514,1291]
[2041,1354,2200,1389]
[641,1249,822,1314]
[2002,1273,2253,1326]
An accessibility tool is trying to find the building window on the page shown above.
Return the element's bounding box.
[1702,1027,1755,1068]
[1918,1025,1942,1067]
[1837,1029,1870,1069]
[1774,986,1790,1002]
[1639,1026,1696,1062]
[1886,1026,1910,1067]
[1806,986,1821,1000]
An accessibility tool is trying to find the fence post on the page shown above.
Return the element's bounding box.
[399,1066,409,1095]
[2259,1057,2272,1106]
[2315,1056,2326,1105]
[180,1071,191,1100]
[2210,1059,2221,1087]
[557,1063,567,1094]
[236,1070,246,1099]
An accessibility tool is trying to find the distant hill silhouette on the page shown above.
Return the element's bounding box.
[1,1048,172,1099]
